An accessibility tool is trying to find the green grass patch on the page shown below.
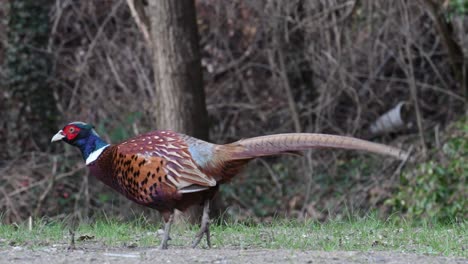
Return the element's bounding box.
[0,216,465,257]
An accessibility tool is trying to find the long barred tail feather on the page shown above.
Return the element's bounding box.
[228,133,409,161]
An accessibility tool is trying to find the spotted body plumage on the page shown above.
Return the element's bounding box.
[87,130,218,214]
[52,121,409,249]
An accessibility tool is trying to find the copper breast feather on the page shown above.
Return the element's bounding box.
[109,130,217,204]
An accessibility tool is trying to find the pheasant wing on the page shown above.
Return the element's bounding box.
[114,131,217,194]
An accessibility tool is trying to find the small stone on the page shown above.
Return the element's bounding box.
[127,242,138,248]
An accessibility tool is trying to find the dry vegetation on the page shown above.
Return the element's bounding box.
[0,0,466,224]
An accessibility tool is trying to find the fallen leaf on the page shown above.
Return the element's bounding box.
[77,235,94,241]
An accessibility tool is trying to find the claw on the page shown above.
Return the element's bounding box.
[159,213,174,250]
[191,200,211,248]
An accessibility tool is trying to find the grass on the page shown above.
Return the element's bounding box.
[0,216,466,257]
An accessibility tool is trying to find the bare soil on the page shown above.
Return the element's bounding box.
[1,245,466,264]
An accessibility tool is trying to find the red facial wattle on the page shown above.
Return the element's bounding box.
[63,125,80,141]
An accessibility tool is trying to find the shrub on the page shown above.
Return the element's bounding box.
[387,119,467,223]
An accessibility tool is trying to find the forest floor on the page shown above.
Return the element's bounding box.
[0,217,466,263]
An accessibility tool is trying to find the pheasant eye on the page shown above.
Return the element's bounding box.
[69,127,75,133]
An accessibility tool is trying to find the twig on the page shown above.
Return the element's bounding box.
[48,0,71,52]
[258,159,282,192]
[67,0,124,112]
[125,0,151,46]
[74,170,91,221]
[419,0,467,105]
[0,165,86,204]
[300,153,315,218]
[1,188,21,222]
[435,124,441,149]
[277,47,302,133]
[401,2,427,157]
[106,55,128,90]
[28,216,33,231]
[391,145,414,182]
[34,156,58,216]
[354,74,465,102]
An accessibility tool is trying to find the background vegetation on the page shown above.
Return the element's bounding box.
[0,0,466,226]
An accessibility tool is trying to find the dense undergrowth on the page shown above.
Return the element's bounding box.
[387,119,467,223]
[1,1,467,225]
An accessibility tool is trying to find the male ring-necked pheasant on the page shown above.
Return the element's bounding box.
[51,121,408,249]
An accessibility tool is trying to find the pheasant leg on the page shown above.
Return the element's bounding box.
[192,199,211,248]
[159,213,174,250]
[68,229,76,250]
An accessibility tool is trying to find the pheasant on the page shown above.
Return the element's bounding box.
[51,121,409,249]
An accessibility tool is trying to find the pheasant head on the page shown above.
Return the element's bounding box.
[51,121,109,164]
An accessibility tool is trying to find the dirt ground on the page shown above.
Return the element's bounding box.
[1,245,466,264]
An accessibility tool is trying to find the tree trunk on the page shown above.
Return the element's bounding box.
[147,0,210,223]
[148,0,208,139]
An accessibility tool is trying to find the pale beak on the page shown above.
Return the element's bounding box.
[51,130,66,142]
